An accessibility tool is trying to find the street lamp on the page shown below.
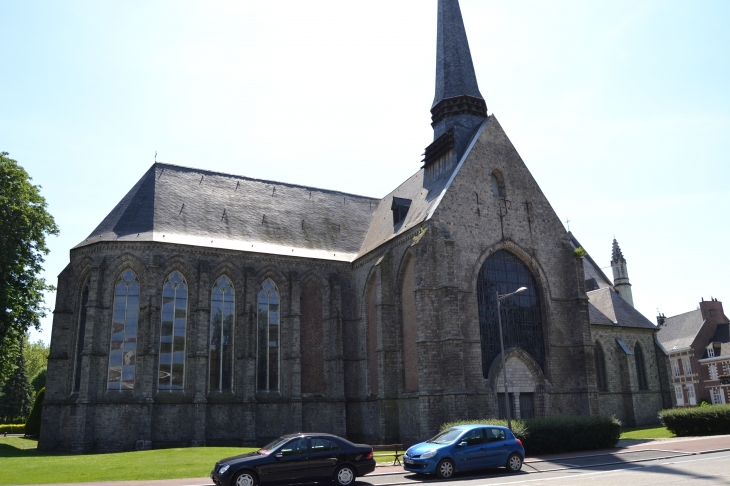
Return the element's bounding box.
[496,286,527,430]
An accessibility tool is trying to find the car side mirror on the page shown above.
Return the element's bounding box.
[458,441,467,447]
[275,453,283,459]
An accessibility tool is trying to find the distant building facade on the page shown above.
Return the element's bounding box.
[657,298,730,406]
[41,0,666,453]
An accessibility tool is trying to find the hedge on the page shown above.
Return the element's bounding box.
[660,403,730,436]
[441,415,621,456]
[0,424,26,434]
[24,387,45,436]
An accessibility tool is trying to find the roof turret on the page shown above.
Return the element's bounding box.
[611,238,626,264]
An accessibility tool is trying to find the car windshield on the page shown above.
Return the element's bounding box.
[427,428,464,444]
[258,437,291,455]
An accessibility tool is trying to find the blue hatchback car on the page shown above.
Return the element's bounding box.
[403,424,524,478]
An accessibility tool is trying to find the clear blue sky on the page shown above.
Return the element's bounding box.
[1,0,728,344]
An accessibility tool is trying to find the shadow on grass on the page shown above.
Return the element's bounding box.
[0,437,66,458]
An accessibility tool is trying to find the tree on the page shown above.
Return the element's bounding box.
[0,152,58,383]
[23,337,49,383]
[0,350,34,423]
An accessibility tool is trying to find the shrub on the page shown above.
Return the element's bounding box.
[441,415,621,456]
[24,387,45,436]
[659,404,730,436]
[31,369,47,393]
[0,423,25,434]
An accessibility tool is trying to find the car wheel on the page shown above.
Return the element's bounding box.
[435,458,455,479]
[233,471,257,486]
[506,453,523,473]
[334,465,356,486]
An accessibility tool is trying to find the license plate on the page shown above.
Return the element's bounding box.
[405,459,414,464]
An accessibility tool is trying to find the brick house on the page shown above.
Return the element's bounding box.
[657,298,730,406]
[40,0,666,453]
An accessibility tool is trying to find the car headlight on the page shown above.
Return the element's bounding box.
[219,465,230,475]
[420,449,438,459]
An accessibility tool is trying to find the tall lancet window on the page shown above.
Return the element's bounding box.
[108,270,139,391]
[73,283,89,393]
[210,276,234,391]
[159,271,188,391]
[257,279,280,391]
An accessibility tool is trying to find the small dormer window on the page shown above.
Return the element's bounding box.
[391,197,412,227]
[708,347,715,358]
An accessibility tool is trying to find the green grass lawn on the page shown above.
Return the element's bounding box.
[0,436,254,485]
[0,437,399,484]
[619,425,676,440]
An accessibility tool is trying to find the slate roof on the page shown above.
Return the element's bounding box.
[76,163,379,262]
[656,310,705,352]
[587,287,657,329]
[568,233,614,289]
[358,118,489,256]
[433,0,483,108]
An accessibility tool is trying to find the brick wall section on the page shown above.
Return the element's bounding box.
[300,281,324,394]
[401,257,418,392]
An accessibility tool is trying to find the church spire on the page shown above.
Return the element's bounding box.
[423,0,488,183]
[431,0,487,139]
[610,238,634,307]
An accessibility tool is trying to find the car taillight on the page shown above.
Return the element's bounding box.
[516,439,523,447]
[366,449,373,460]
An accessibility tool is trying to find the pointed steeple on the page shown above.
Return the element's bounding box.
[423,0,488,183]
[610,238,634,307]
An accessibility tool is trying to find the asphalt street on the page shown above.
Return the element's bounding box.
[359,450,730,485]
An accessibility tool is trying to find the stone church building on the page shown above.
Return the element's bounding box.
[41,0,668,453]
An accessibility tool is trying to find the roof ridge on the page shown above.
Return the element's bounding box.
[153,162,380,201]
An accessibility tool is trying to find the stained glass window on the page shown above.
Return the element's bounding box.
[210,275,234,391]
[73,284,89,393]
[257,278,280,391]
[477,250,545,376]
[159,271,188,391]
[108,270,139,391]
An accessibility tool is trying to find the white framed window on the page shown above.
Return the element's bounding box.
[672,360,680,377]
[683,359,692,376]
[707,347,715,357]
[722,361,730,376]
[710,363,719,380]
[674,385,684,406]
[711,388,725,405]
[686,384,696,406]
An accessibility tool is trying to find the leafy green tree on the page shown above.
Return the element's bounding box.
[0,350,34,423]
[23,337,49,383]
[0,152,58,383]
[31,368,46,393]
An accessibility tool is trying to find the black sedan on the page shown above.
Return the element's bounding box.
[211,433,376,486]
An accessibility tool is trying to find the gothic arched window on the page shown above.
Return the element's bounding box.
[210,275,234,391]
[257,279,280,391]
[634,342,648,390]
[73,283,89,393]
[595,341,608,392]
[108,270,139,391]
[159,271,188,391]
[476,250,545,375]
[401,257,418,392]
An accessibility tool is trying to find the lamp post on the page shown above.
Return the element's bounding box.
[496,286,527,430]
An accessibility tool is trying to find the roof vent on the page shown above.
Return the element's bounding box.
[391,197,412,227]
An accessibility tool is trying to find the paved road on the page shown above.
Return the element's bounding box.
[359,450,730,485]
